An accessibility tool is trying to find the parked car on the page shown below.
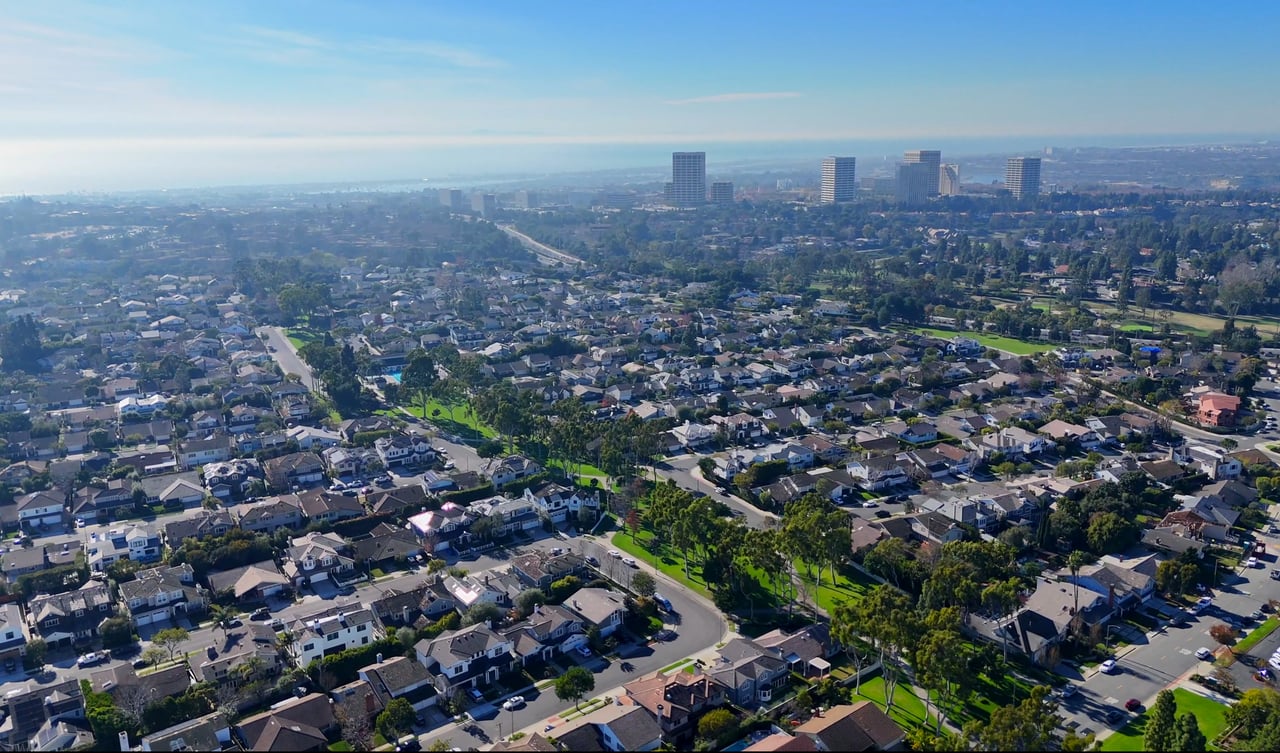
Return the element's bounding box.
[1125,698,1143,712]
[1105,708,1125,724]
[1190,596,1213,614]
[77,652,103,668]
[1099,659,1118,674]
[467,688,484,703]
[1057,684,1078,698]
[608,550,622,559]
[3,658,15,672]
[131,657,149,669]
[251,606,271,620]
[578,646,593,658]
[654,629,678,642]
[502,696,525,711]
[1246,557,1260,569]
[1195,647,1214,660]
[622,557,638,568]
[550,547,563,556]
[585,555,599,566]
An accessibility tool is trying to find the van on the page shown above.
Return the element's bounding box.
[654,593,672,610]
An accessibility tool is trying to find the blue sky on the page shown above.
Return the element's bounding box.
[1,0,1276,192]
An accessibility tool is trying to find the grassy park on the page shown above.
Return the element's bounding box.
[911,327,1048,356]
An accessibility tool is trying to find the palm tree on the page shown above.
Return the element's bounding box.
[1066,550,1094,633]
[208,604,232,636]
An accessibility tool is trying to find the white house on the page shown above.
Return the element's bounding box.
[521,483,601,525]
[290,609,383,667]
[16,490,64,527]
[374,432,434,469]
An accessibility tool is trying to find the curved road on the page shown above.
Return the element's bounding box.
[497,223,587,268]
[418,532,728,749]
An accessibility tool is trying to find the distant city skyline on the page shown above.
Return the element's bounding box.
[2,1,1279,194]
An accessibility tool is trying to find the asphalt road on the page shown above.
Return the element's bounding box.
[416,531,728,749]
[258,326,316,391]
[1057,516,1280,739]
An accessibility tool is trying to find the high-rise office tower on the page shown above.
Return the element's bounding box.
[709,181,734,205]
[939,164,961,196]
[439,188,465,211]
[670,152,707,207]
[903,150,942,197]
[820,156,857,203]
[895,162,933,205]
[471,193,498,217]
[1005,157,1042,199]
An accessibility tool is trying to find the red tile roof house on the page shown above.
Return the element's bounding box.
[1197,392,1241,427]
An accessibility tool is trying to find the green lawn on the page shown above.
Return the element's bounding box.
[937,670,1037,727]
[850,674,934,731]
[1234,616,1280,656]
[285,327,321,349]
[404,399,497,439]
[1099,688,1230,751]
[911,327,1047,356]
[795,563,879,616]
[611,530,714,600]
[328,743,353,752]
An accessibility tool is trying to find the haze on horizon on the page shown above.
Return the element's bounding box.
[2,0,1278,195]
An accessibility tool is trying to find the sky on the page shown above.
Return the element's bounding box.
[2,0,1278,194]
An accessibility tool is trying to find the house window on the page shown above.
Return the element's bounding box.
[45,617,59,626]
[99,604,110,611]
[303,643,314,651]
[362,636,369,645]
[357,624,366,632]
[75,609,84,617]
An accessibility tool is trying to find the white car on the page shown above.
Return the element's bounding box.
[608,550,622,559]
[1099,659,1118,674]
[1246,557,1260,568]
[622,557,638,568]
[77,652,102,668]
[578,646,592,658]
[1190,597,1212,614]
[1195,647,1213,660]
[502,695,525,711]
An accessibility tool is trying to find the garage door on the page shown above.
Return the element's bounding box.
[134,611,167,626]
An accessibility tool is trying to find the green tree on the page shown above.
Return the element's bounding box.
[1144,689,1177,751]
[1066,550,1094,627]
[697,708,739,744]
[463,602,503,627]
[1086,511,1140,554]
[963,685,1059,751]
[630,570,656,598]
[24,637,47,671]
[1173,711,1207,752]
[400,349,438,419]
[514,588,547,616]
[153,627,190,662]
[555,666,595,710]
[376,697,415,740]
[99,615,134,648]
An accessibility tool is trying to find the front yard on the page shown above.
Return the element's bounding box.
[1099,688,1229,751]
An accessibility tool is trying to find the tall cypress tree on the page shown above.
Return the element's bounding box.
[1173,712,1207,752]
[1143,690,1177,751]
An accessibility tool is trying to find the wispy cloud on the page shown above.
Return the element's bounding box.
[665,91,802,105]
[219,25,505,71]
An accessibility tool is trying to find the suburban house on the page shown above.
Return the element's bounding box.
[290,609,382,667]
[707,637,791,708]
[357,655,438,711]
[236,497,303,534]
[206,560,291,604]
[521,482,601,525]
[26,581,115,646]
[86,524,162,571]
[163,509,234,546]
[966,578,1110,668]
[262,452,326,492]
[0,679,85,750]
[564,588,627,637]
[139,712,233,753]
[794,702,906,751]
[416,623,515,696]
[511,552,590,591]
[234,693,336,752]
[845,455,910,491]
[550,703,663,753]
[15,490,65,528]
[0,602,31,667]
[177,435,233,470]
[622,669,727,743]
[283,532,356,587]
[374,432,435,468]
[119,563,208,628]
[1197,392,1241,427]
[487,455,542,487]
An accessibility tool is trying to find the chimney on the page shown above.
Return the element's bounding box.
[118,731,130,751]
[365,692,375,714]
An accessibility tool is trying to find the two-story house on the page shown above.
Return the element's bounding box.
[487,455,542,488]
[283,532,356,588]
[236,497,303,534]
[119,563,208,627]
[845,455,910,491]
[262,451,326,492]
[26,581,115,647]
[0,602,31,667]
[623,669,728,744]
[177,434,234,470]
[15,490,65,528]
[87,524,162,571]
[358,655,437,712]
[521,482,601,526]
[564,588,626,638]
[290,609,382,667]
[500,603,586,664]
[164,509,234,548]
[374,432,435,469]
[706,637,791,708]
[416,623,514,696]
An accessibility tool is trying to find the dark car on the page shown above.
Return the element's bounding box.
[3,658,15,672]
[585,555,600,566]
[1105,708,1125,724]
[874,509,891,519]
[654,629,678,642]
[1125,698,1142,712]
